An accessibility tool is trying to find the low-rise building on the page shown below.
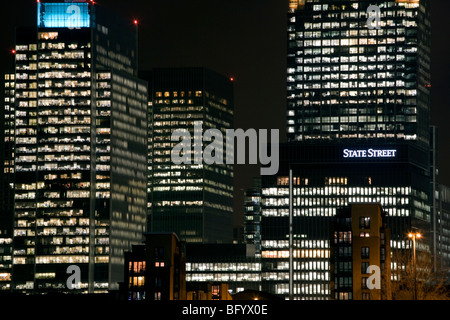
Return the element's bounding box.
[330,203,392,300]
[121,232,186,301]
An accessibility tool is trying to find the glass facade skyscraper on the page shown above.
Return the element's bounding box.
[259,141,432,299]
[244,178,262,256]
[286,0,431,147]
[0,71,15,291]
[250,0,437,300]
[8,1,148,293]
[143,68,234,244]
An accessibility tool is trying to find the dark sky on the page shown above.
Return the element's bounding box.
[1,0,450,232]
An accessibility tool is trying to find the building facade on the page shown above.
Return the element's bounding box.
[122,232,186,301]
[245,0,436,300]
[142,68,234,244]
[0,71,15,291]
[121,233,241,301]
[331,203,392,300]
[243,178,262,256]
[436,185,450,270]
[286,0,431,148]
[258,141,431,299]
[185,243,261,295]
[8,1,148,293]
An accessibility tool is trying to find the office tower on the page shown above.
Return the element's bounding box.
[0,72,15,291]
[429,125,442,269]
[436,185,450,270]
[249,0,436,300]
[331,203,392,300]
[143,68,234,244]
[1,72,15,237]
[121,232,186,301]
[243,178,262,256]
[286,0,431,147]
[9,1,148,293]
[259,141,431,299]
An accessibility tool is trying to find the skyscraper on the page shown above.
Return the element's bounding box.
[243,178,262,256]
[0,71,15,291]
[9,1,148,293]
[286,0,431,147]
[252,0,436,299]
[143,68,234,244]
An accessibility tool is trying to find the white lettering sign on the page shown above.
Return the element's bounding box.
[343,148,397,159]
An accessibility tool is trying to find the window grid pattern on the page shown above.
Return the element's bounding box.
[286,1,430,147]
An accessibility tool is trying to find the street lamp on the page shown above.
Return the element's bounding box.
[408,232,422,300]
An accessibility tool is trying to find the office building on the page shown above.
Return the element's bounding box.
[9,1,148,293]
[245,0,437,300]
[286,0,431,148]
[121,233,241,301]
[258,141,431,299]
[0,71,15,291]
[436,185,450,270]
[429,126,447,270]
[185,243,261,295]
[142,68,234,244]
[243,178,262,256]
[331,203,392,300]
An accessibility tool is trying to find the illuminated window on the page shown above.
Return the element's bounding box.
[129,276,145,287]
[359,217,371,229]
[37,3,90,29]
[277,176,289,186]
[38,32,59,40]
[131,261,146,273]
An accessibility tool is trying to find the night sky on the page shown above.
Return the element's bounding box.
[1,0,450,234]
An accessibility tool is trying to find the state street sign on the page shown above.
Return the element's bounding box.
[343,148,397,159]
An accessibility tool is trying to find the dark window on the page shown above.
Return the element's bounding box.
[361,277,368,289]
[338,246,352,257]
[155,277,161,288]
[362,262,370,274]
[361,247,370,259]
[154,247,164,260]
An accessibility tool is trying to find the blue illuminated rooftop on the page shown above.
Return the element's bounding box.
[37,2,90,28]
